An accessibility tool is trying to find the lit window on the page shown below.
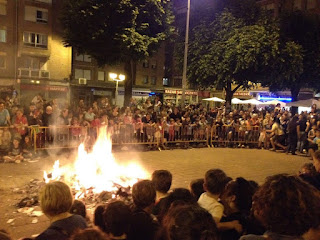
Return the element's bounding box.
[151,61,157,69]
[0,3,6,15]
[151,76,156,85]
[98,71,105,81]
[0,29,6,43]
[23,32,48,48]
[143,75,149,84]
[163,78,169,86]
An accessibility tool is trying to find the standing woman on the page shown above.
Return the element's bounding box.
[287,115,299,155]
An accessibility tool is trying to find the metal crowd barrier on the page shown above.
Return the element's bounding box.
[0,124,262,152]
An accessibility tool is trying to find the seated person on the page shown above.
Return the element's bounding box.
[129,180,159,240]
[151,170,172,215]
[308,129,320,159]
[189,178,205,201]
[35,181,87,240]
[240,174,320,240]
[22,136,34,160]
[3,138,24,163]
[70,228,108,240]
[103,201,132,240]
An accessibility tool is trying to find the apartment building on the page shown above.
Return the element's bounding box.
[258,0,320,17]
[0,0,72,105]
[70,42,166,107]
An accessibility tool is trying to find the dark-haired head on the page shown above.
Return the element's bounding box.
[221,177,256,215]
[204,169,229,195]
[132,180,156,210]
[253,174,320,236]
[189,179,205,201]
[152,170,172,194]
[70,228,108,240]
[70,200,86,218]
[103,201,131,238]
[161,205,218,240]
[94,205,106,231]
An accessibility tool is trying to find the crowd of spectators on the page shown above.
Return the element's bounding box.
[1,93,320,162]
[1,150,320,240]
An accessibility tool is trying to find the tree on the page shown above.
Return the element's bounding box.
[187,11,279,110]
[264,10,320,102]
[60,0,174,106]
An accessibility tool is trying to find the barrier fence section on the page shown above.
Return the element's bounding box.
[0,124,262,152]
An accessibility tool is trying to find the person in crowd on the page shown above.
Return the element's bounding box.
[84,107,95,123]
[269,118,286,151]
[22,135,34,160]
[12,109,28,139]
[70,228,109,240]
[3,137,24,163]
[308,129,320,158]
[219,177,257,240]
[240,174,320,240]
[299,162,320,190]
[129,180,159,240]
[0,229,13,240]
[151,170,172,216]
[103,201,131,240]
[286,115,298,155]
[93,205,106,232]
[35,181,87,240]
[297,114,309,153]
[159,204,218,240]
[198,169,229,223]
[70,200,87,220]
[0,127,11,153]
[0,101,11,127]
[189,178,205,201]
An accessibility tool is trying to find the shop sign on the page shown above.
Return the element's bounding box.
[165,89,198,96]
[224,91,250,96]
[93,90,112,96]
[21,84,68,92]
[118,90,150,96]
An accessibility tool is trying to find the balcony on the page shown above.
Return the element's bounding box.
[18,68,50,79]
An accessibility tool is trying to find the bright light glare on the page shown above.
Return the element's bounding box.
[119,74,125,81]
[109,73,117,79]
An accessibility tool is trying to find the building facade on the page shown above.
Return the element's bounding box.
[0,0,72,105]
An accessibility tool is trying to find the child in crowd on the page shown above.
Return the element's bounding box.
[1,127,11,151]
[151,170,172,216]
[308,129,320,158]
[168,118,175,141]
[22,136,34,160]
[103,201,132,240]
[189,178,205,201]
[3,138,24,163]
[129,180,159,240]
[174,118,182,140]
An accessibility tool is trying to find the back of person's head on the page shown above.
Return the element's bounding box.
[222,177,255,213]
[70,200,86,218]
[253,174,320,236]
[313,150,320,172]
[0,229,12,240]
[162,205,218,240]
[204,169,229,195]
[152,170,172,194]
[189,179,205,200]
[103,201,131,237]
[94,205,106,231]
[40,181,73,217]
[132,180,156,209]
[70,228,109,240]
[300,163,317,177]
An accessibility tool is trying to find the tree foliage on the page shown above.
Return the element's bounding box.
[187,10,279,109]
[60,0,174,106]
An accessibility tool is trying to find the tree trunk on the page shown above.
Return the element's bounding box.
[123,60,136,107]
[290,86,300,114]
[225,81,233,113]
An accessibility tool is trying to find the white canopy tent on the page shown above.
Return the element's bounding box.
[286,99,320,108]
[241,99,263,105]
[202,97,225,102]
[231,98,244,104]
[263,100,286,107]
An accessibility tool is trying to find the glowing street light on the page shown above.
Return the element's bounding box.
[109,73,125,106]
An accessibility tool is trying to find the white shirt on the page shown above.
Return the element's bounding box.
[198,192,224,223]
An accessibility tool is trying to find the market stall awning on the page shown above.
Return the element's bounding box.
[241,99,263,105]
[231,98,245,104]
[202,97,225,102]
[286,98,320,108]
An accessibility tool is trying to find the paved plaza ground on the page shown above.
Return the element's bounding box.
[0,147,309,239]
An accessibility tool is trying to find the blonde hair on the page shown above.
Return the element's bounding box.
[40,181,73,217]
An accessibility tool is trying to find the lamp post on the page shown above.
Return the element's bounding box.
[181,0,191,108]
[109,73,125,106]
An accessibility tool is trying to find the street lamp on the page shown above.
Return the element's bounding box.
[109,73,125,106]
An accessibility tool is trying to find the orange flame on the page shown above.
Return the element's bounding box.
[44,127,148,197]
